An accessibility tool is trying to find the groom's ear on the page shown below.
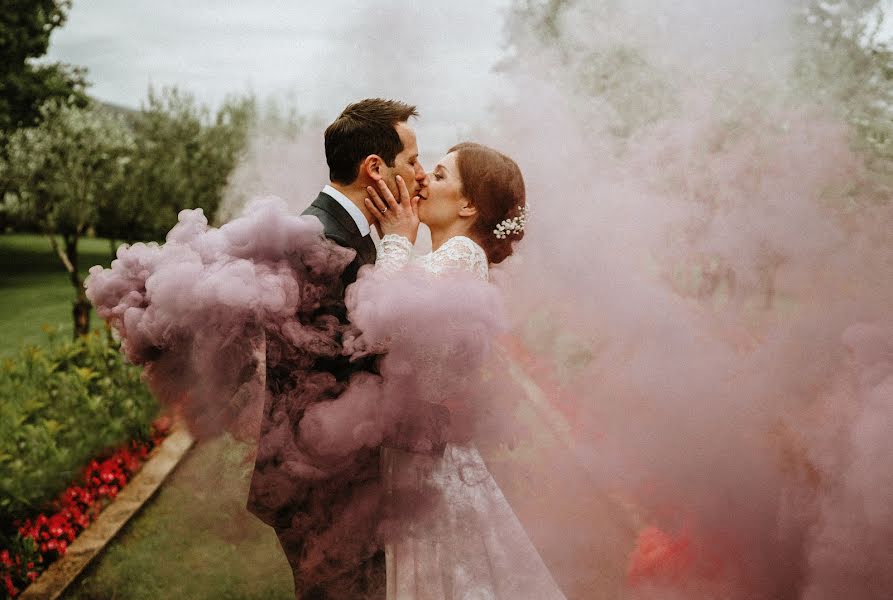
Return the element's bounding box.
[363,155,384,182]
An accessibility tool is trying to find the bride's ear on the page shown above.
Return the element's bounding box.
[363,155,384,182]
[458,198,478,218]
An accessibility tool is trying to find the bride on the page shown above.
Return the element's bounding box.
[363,142,565,600]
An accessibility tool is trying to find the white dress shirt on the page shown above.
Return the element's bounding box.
[322,185,371,237]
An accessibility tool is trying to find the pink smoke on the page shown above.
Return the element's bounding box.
[86,196,353,440]
[86,195,509,584]
[299,265,507,458]
[82,2,893,595]
[459,3,893,597]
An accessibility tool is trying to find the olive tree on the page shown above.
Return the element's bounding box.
[97,87,255,248]
[1,101,134,337]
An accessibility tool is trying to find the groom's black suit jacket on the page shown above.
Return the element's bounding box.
[302,191,377,292]
[246,192,384,592]
[246,191,378,523]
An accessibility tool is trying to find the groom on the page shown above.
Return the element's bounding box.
[305,98,427,309]
[247,98,427,599]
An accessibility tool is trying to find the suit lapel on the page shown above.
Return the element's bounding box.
[310,192,377,266]
[310,192,363,238]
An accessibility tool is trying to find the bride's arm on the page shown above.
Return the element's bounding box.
[376,233,414,273]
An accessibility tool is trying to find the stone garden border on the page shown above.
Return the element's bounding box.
[19,424,195,600]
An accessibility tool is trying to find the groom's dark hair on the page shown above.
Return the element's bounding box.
[325,98,418,185]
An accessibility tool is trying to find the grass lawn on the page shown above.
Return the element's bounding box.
[0,233,292,597]
[63,435,293,600]
[0,233,117,356]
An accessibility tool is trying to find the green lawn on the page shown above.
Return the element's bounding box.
[0,233,292,596]
[0,233,116,355]
[62,435,293,600]
[0,234,292,596]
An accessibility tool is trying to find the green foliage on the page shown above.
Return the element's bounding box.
[0,0,88,134]
[509,0,892,186]
[795,0,893,190]
[0,1,68,75]
[98,87,256,242]
[1,88,254,241]
[505,0,678,138]
[1,101,134,335]
[0,89,255,336]
[576,44,677,137]
[0,328,159,527]
[0,3,254,244]
[1,101,134,238]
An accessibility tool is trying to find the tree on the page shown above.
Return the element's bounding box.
[0,0,89,231]
[795,0,893,192]
[508,1,892,158]
[1,101,134,337]
[96,87,255,247]
[504,0,678,140]
[0,0,88,134]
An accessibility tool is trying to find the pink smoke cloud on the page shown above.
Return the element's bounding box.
[86,196,510,586]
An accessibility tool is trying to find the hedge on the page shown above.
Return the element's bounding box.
[0,327,159,530]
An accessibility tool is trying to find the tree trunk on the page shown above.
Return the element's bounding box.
[65,235,90,338]
[49,233,90,338]
[72,297,91,339]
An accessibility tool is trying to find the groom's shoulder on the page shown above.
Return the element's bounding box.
[301,191,327,215]
[300,201,324,219]
[301,192,333,221]
[302,193,350,243]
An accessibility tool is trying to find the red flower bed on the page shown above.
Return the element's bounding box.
[1,416,172,599]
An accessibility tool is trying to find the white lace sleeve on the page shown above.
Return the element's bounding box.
[421,236,489,281]
[377,233,414,273]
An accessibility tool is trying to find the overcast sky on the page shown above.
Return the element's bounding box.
[44,0,514,153]
[44,1,892,160]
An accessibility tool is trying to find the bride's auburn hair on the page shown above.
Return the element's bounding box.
[450,142,526,265]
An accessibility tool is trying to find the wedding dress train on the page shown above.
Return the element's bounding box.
[377,234,566,600]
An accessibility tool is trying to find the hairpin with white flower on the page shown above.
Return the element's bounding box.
[493,205,529,240]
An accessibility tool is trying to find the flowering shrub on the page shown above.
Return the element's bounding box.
[0,328,159,525]
[0,417,171,598]
[0,328,164,598]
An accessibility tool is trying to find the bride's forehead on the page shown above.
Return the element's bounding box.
[437,152,459,170]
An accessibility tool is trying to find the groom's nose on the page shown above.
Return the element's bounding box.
[415,164,428,192]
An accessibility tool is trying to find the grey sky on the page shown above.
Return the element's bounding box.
[44,0,514,154]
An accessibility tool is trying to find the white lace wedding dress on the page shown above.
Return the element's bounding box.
[376,234,566,600]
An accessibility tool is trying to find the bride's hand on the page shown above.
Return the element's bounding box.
[365,175,420,244]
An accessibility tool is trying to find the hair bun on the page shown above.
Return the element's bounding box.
[449,142,526,265]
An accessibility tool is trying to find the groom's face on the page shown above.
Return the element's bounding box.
[383,122,428,200]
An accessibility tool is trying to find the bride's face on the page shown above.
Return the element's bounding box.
[418,152,469,231]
